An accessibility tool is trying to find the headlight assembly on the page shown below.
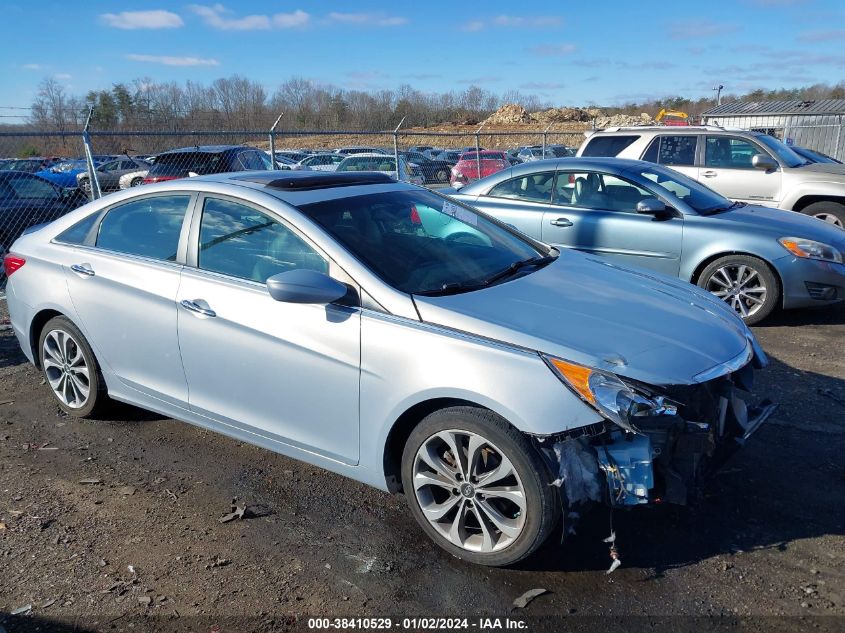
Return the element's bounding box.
[779,237,843,264]
[543,356,677,433]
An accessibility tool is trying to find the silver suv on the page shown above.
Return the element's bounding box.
[577,126,845,227]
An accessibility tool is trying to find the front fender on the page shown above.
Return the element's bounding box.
[357,310,603,482]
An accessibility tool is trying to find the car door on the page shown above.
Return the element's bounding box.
[699,135,782,204]
[176,195,361,464]
[63,193,194,405]
[542,169,683,276]
[469,171,555,238]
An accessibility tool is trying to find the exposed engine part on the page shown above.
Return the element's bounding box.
[597,432,654,506]
[547,438,603,505]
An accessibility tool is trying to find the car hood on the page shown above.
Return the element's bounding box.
[413,250,752,387]
[706,204,845,246]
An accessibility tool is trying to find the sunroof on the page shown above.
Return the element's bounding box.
[236,172,394,190]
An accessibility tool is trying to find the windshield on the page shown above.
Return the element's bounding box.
[298,189,546,295]
[756,134,806,167]
[631,165,733,214]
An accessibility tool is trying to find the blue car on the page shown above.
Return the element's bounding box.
[452,157,845,324]
[37,160,94,189]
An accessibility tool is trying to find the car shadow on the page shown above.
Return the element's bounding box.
[515,354,845,573]
[756,301,845,327]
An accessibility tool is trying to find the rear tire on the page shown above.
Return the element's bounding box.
[401,406,560,567]
[38,316,108,418]
[435,168,450,183]
[697,255,779,325]
[130,177,143,187]
[800,201,845,228]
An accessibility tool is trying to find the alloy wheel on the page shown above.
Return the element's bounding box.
[705,264,768,319]
[411,429,526,553]
[42,329,90,408]
[813,212,844,228]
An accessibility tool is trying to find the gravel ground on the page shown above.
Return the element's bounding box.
[0,298,843,633]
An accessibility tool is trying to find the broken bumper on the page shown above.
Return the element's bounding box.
[542,368,777,508]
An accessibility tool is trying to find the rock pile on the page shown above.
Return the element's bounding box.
[481,104,533,125]
[593,112,653,127]
[531,107,593,124]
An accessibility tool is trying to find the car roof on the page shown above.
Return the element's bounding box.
[183,169,416,206]
[588,125,760,135]
[159,145,251,154]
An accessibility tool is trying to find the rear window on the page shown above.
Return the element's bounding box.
[460,153,506,161]
[581,135,640,157]
[148,152,227,177]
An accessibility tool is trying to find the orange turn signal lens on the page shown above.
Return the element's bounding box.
[779,239,805,257]
[549,358,595,403]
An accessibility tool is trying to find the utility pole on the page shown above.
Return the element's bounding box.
[713,84,724,106]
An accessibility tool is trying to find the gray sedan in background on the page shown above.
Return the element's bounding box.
[453,157,845,324]
[5,171,773,566]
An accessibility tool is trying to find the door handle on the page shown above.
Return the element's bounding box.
[702,170,717,177]
[180,299,216,318]
[549,217,573,227]
[70,263,95,276]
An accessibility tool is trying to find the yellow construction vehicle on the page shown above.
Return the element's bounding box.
[655,109,690,126]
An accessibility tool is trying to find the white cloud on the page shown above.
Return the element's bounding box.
[462,15,562,31]
[327,12,408,26]
[520,81,566,90]
[189,4,270,30]
[528,43,577,57]
[100,10,183,30]
[54,73,72,80]
[189,4,310,30]
[273,10,310,28]
[126,54,220,67]
[23,63,42,70]
[798,29,845,42]
[667,19,737,39]
[492,15,562,27]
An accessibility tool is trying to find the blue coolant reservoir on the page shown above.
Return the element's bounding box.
[597,432,655,506]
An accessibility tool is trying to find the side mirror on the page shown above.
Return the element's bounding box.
[636,198,668,215]
[266,269,347,304]
[751,154,777,171]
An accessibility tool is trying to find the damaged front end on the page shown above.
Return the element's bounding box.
[538,346,777,510]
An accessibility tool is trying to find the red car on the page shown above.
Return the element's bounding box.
[450,151,509,187]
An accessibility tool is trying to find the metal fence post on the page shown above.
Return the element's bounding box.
[82,107,102,200]
[393,116,406,181]
[475,121,486,181]
[542,123,552,158]
[268,113,283,170]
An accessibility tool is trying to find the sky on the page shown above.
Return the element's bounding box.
[2,0,844,122]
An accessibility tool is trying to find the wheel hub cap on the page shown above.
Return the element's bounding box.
[705,264,768,319]
[412,429,526,553]
[42,329,90,409]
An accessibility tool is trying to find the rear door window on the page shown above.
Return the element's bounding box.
[642,135,698,166]
[96,195,191,261]
[581,135,640,157]
[487,172,555,203]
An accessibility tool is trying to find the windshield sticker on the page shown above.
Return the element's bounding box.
[442,201,478,226]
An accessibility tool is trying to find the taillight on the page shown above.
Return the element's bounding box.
[3,254,25,277]
[410,205,422,225]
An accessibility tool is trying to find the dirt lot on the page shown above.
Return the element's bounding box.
[1,298,843,633]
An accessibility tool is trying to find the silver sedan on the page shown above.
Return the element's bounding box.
[452,157,845,324]
[4,171,774,566]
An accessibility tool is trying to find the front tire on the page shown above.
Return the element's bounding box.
[401,406,560,566]
[435,168,450,183]
[38,316,107,417]
[697,255,779,325]
[801,201,845,228]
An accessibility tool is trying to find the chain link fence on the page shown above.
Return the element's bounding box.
[1,114,842,291]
